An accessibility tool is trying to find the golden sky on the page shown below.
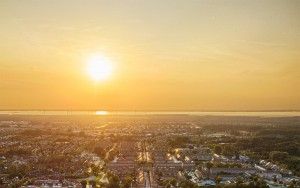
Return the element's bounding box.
[0,0,299,111]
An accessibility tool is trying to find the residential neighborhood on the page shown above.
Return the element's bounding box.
[0,115,299,187]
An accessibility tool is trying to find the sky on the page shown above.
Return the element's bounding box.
[0,0,299,111]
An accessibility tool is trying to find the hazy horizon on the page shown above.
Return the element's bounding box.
[1,110,300,118]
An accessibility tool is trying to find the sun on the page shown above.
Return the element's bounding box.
[87,55,113,81]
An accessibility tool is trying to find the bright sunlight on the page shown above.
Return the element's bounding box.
[87,54,113,81]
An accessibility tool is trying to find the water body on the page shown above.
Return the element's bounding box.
[0,110,299,117]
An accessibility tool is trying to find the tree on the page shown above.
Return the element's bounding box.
[223,145,236,156]
[94,146,106,158]
[123,174,133,188]
[288,180,299,188]
[168,136,190,147]
[206,162,213,169]
[80,180,87,187]
[169,178,177,187]
[235,151,240,160]
[206,162,213,178]
[269,151,289,162]
[179,180,197,188]
[90,164,101,176]
[215,175,222,184]
[107,172,120,188]
[214,145,222,155]
[89,180,96,187]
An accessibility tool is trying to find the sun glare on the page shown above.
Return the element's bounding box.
[95,111,109,115]
[87,55,113,81]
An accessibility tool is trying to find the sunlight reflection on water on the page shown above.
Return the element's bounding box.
[0,110,299,117]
